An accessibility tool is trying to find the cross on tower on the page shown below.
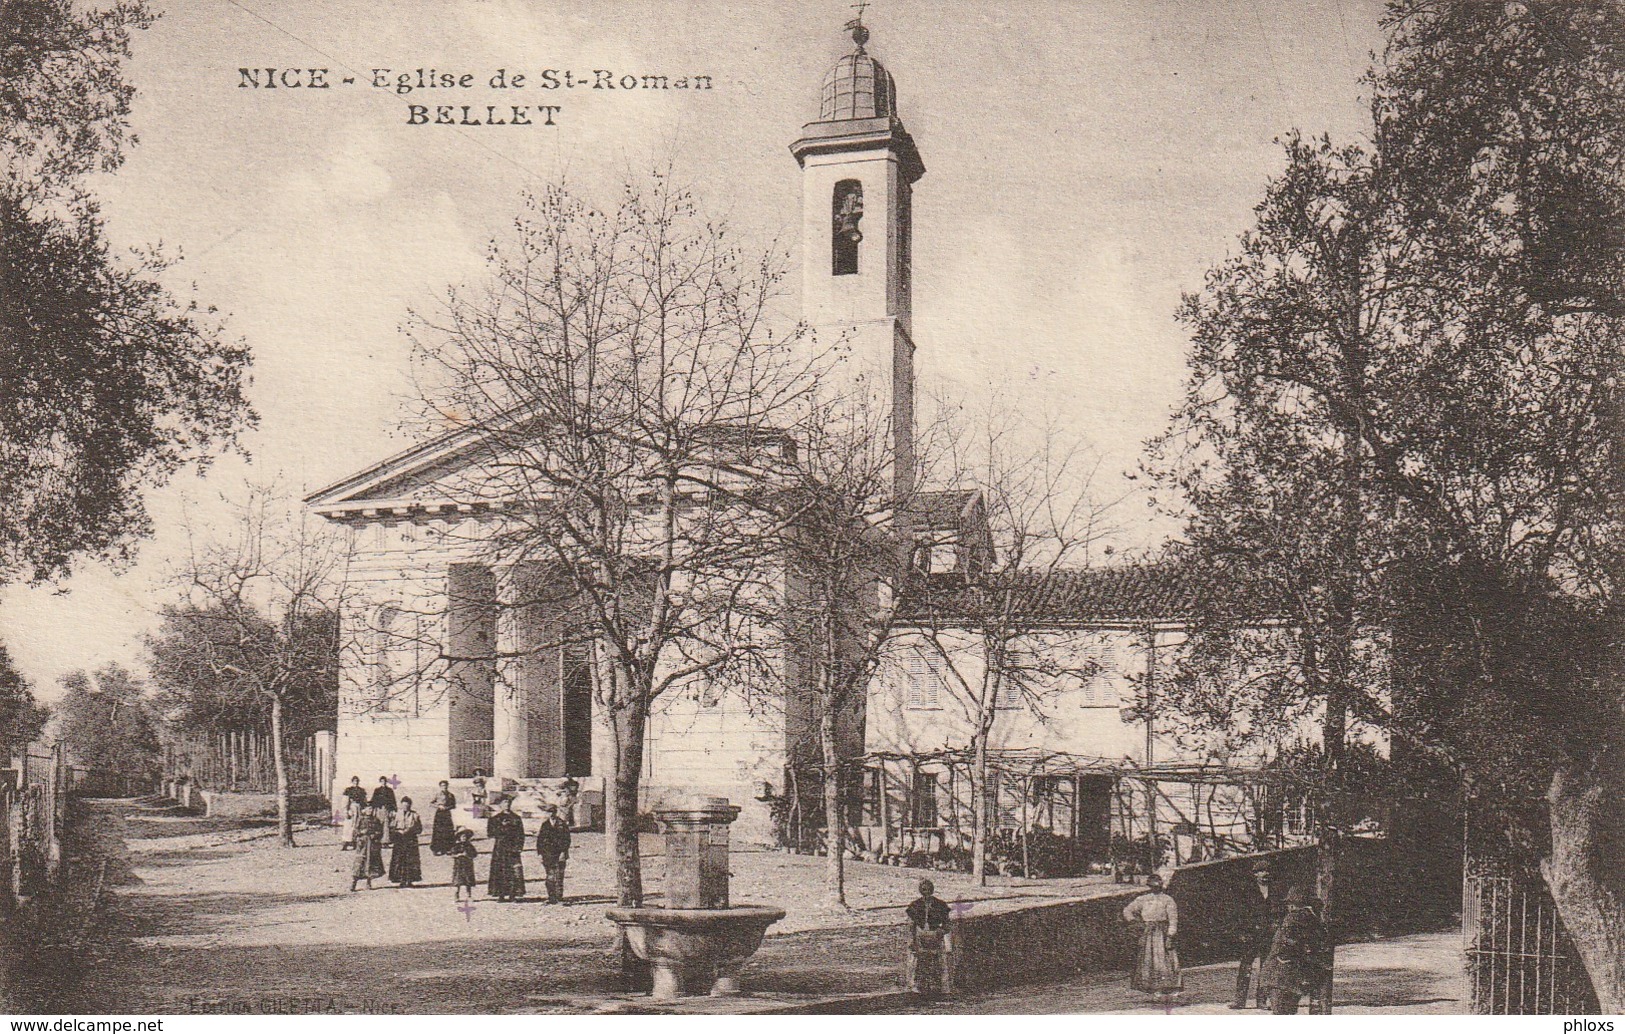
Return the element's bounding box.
[846,0,871,49]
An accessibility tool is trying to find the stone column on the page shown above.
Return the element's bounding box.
[492,564,530,782]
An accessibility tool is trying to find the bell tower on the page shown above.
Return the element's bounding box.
[790,14,925,497]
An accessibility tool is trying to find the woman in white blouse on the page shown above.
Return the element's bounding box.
[1123,873,1183,1000]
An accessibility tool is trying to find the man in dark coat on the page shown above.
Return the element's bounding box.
[904,879,954,996]
[487,796,526,902]
[535,804,571,904]
[1232,859,1286,1008]
[1264,885,1332,1014]
[370,775,397,817]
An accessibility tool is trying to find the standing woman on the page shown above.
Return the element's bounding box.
[1122,874,1182,1003]
[429,780,458,856]
[388,796,424,887]
[350,805,386,891]
[340,776,366,851]
[370,776,398,819]
[487,796,527,902]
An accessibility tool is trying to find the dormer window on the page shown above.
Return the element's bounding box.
[832,180,863,275]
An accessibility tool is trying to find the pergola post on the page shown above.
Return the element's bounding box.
[877,762,891,859]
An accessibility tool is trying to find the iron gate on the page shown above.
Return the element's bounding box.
[1462,873,1599,1014]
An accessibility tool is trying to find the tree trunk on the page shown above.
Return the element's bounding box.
[270,695,293,847]
[1544,744,1625,1014]
[610,701,646,908]
[970,731,988,886]
[605,692,650,991]
[821,700,847,909]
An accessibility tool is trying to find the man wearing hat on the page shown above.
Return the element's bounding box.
[535,804,571,905]
[1232,859,1286,1009]
[904,879,954,996]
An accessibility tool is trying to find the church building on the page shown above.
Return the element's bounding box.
[305,19,929,842]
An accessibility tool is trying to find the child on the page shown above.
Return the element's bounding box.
[451,828,478,902]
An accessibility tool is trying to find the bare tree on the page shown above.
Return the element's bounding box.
[768,382,941,909]
[151,485,346,846]
[407,171,818,936]
[909,396,1112,884]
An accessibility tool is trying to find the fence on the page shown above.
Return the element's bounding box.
[1462,873,1600,1014]
[2,743,70,910]
[451,739,494,779]
[163,730,323,795]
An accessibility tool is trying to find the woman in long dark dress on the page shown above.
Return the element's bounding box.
[429,780,457,855]
[388,796,424,887]
[486,796,526,902]
[350,805,386,891]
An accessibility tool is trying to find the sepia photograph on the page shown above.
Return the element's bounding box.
[0,0,1620,1021]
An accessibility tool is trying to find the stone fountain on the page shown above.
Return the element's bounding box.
[606,795,785,999]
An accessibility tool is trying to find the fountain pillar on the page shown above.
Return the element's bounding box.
[606,795,785,999]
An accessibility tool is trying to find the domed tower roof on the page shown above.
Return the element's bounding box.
[790,16,924,184]
[820,27,898,122]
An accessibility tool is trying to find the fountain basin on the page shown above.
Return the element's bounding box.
[606,905,786,998]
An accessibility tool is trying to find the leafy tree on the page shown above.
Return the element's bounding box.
[149,605,338,739]
[152,488,345,846]
[0,0,254,585]
[0,644,47,753]
[1149,137,1387,972]
[55,664,159,788]
[1152,0,1624,1007]
[1369,1,1625,1005]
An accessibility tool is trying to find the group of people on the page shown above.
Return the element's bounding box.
[1120,859,1333,1013]
[336,775,572,905]
[900,861,1330,1011]
[1233,859,1334,1014]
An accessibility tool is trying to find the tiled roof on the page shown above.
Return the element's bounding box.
[904,489,980,529]
[901,562,1225,625]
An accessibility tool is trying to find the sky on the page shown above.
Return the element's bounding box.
[0,0,1387,700]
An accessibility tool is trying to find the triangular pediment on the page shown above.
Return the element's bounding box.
[304,424,516,517]
[306,410,802,520]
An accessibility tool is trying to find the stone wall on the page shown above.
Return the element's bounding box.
[196,790,327,820]
[947,836,1398,991]
[951,888,1143,993]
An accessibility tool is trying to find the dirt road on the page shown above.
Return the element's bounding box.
[51,798,1117,1013]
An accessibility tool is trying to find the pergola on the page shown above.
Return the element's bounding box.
[823,748,1305,875]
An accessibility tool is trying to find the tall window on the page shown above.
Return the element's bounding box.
[997,644,1030,709]
[374,605,417,712]
[904,647,945,707]
[1082,643,1119,706]
[832,179,863,276]
[911,766,939,827]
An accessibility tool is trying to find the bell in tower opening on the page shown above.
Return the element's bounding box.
[833,179,863,275]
